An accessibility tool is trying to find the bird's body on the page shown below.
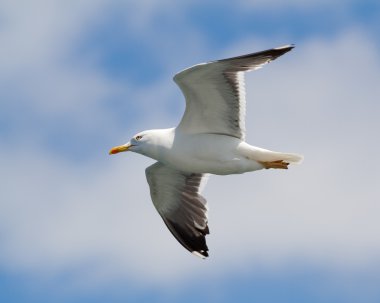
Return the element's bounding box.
[110,45,303,258]
[132,127,299,175]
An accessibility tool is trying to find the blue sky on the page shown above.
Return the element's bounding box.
[1,1,380,302]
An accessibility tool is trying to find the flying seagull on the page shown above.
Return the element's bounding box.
[109,45,303,258]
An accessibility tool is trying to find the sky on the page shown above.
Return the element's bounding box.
[1,0,380,302]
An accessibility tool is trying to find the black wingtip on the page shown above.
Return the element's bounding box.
[218,44,295,63]
[163,218,209,259]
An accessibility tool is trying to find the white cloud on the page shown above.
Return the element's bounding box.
[0,0,206,147]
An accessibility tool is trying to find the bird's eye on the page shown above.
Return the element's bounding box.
[135,135,142,141]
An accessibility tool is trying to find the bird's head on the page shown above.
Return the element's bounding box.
[109,128,173,159]
[109,131,149,155]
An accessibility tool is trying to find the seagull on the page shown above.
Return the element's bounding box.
[109,45,303,258]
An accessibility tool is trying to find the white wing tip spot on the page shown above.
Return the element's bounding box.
[275,44,295,50]
[192,251,207,259]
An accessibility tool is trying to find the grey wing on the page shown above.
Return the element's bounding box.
[145,162,210,258]
[174,45,294,140]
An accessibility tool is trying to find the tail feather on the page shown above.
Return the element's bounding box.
[247,146,304,164]
[275,152,304,164]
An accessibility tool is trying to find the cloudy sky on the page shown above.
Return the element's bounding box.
[1,0,380,302]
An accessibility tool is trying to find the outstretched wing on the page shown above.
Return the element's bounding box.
[174,45,294,140]
[145,162,210,258]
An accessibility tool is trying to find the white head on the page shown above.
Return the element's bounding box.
[109,128,174,159]
[109,131,151,156]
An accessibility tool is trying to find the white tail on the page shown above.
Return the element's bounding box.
[246,145,304,164]
[275,152,304,164]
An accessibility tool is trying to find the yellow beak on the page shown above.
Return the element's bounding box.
[109,143,132,155]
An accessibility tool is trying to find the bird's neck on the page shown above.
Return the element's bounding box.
[144,128,175,161]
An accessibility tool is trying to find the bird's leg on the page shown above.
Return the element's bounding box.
[258,160,289,169]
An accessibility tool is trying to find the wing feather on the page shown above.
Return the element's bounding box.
[145,162,209,258]
[174,45,294,140]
